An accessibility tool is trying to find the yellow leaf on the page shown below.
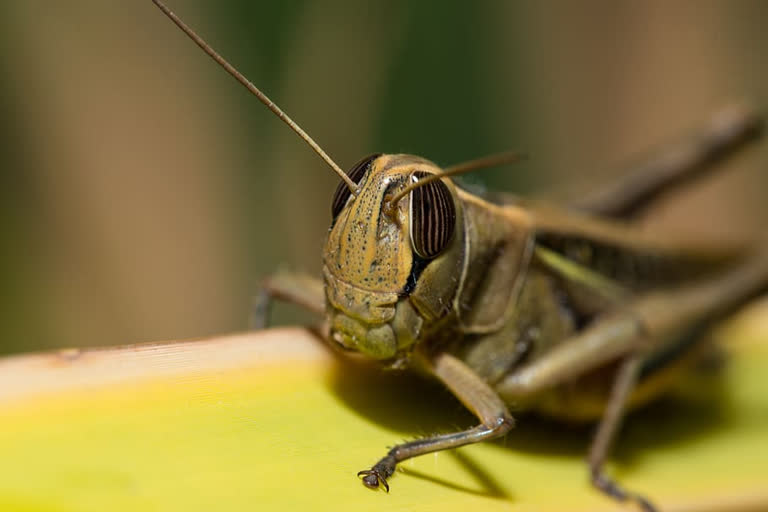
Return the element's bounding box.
[1,305,767,512]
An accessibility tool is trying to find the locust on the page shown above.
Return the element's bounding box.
[153,2,768,510]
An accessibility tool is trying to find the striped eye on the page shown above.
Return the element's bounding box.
[409,171,456,259]
[331,153,380,218]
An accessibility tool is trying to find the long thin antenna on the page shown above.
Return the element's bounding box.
[388,151,526,206]
[151,0,358,194]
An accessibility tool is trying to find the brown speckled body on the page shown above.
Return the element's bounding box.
[322,153,741,419]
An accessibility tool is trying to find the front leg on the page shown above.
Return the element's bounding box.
[251,270,325,329]
[358,352,515,491]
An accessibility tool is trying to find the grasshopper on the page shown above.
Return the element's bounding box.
[153,2,768,510]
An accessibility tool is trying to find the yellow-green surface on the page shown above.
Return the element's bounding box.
[1,321,767,512]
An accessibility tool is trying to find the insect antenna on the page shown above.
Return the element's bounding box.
[388,151,526,207]
[151,0,359,195]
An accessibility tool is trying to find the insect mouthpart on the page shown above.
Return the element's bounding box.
[330,312,397,360]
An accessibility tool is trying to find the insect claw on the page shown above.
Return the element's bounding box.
[632,494,658,512]
[357,469,389,492]
[591,470,658,512]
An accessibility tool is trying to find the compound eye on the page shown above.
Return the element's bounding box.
[409,171,456,259]
[331,153,381,219]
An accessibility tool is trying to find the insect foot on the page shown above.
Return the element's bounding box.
[590,469,658,512]
[357,460,395,492]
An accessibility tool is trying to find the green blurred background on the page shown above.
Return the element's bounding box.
[1,1,766,355]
